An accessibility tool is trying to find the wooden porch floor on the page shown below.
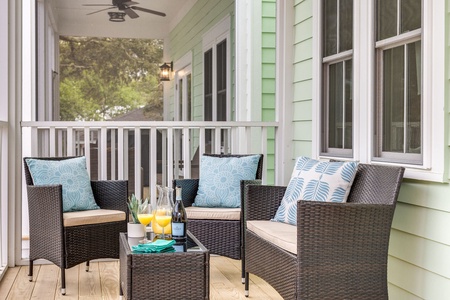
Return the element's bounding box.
[0,256,282,300]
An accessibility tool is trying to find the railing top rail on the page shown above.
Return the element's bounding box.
[21,121,278,129]
[0,121,7,126]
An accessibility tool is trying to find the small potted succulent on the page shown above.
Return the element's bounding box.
[127,194,149,238]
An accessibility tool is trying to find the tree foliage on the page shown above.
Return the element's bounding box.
[59,36,163,121]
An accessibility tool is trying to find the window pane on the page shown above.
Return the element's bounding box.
[178,79,183,120]
[187,74,192,121]
[344,59,353,149]
[204,49,212,121]
[377,0,397,40]
[406,41,421,153]
[328,62,344,149]
[382,46,404,152]
[339,0,353,52]
[324,0,337,56]
[401,0,421,33]
[217,40,227,121]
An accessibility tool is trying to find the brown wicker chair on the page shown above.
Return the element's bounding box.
[173,153,263,281]
[244,163,405,299]
[23,157,128,295]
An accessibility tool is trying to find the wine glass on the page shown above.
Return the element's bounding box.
[137,203,153,244]
[154,207,172,239]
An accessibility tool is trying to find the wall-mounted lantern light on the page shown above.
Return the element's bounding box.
[159,62,173,81]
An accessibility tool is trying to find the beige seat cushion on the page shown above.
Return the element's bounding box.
[247,220,297,254]
[63,209,126,227]
[185,206,241,220]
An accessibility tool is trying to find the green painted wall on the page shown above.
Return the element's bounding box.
[293,0,313,158]
[292,0,450,298]
[168,0,235,123]
[262,0,277,183]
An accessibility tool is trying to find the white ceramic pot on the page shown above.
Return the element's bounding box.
[127,222,145,238]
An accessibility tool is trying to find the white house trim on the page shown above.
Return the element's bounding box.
[275,0,294,185]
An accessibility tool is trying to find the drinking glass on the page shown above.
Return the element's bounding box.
[137,203,154,244]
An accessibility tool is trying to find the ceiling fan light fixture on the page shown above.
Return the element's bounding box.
[159,62,173,81]
[108,12,126,22]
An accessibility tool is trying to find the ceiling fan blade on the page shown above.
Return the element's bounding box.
[131,6,166,17]
[123,1,139,5]
[83,4,114,6]
[124,7,139,19]
[86,7,115,15]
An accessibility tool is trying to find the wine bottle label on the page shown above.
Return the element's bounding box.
[173,245,182,252]
[172,222,185,236]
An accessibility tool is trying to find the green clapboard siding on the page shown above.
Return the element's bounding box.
[262,0,276,183]
[169,0,235,122]
[291,0,450,298]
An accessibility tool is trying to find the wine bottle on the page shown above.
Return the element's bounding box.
[171,186,187,240]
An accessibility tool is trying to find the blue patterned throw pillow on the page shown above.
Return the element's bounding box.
[273,156,358,225]
[25,157,100,212]
[194,155,261,208]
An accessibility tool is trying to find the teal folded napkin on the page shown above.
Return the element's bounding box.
[132,239,176,253]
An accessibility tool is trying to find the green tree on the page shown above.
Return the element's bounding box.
[59,36,163,121]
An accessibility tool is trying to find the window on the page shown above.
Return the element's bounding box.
[204,39,228,122]
[374,0,422,164]
[321,0,353,157]
[202,16,231,153]
[316,0,445,180]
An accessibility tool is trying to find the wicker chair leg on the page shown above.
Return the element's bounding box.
[28,260,33,282]
[61,268,66,295]
[86,261,90,272]
[241,259,245,283]
[244,272,249,297]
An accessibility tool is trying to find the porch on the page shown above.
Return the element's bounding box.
[0,258,283,299]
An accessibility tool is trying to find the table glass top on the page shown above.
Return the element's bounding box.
[122,230,207,254]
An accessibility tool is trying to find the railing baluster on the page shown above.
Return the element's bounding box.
[149,127,157,206]
[134,127,142,199]
[100,127,107,180]
[84,127,91,175]
[118,127,124,180]
[167,127,174,186]
[182,127,191,178]
[110,129,116,180]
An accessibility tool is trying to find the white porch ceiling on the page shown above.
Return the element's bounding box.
[54,0,197,39]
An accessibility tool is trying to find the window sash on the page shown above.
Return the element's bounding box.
[374,2,422,165]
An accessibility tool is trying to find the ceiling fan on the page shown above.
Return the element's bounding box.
[83,0,166,19]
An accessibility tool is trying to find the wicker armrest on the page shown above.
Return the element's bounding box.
[245,185,286,221]
[173,179,199,207]
[91,180,128,212]
[296,200,395,264]
[26,184,64,231]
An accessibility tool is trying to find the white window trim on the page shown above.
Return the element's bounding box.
[313,1,446,182]
[202,15,231,121]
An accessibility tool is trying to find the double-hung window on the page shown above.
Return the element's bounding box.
[321,0,353,157]
[203,16,231,153]
[318,0,442,180]
[374,0,422,164]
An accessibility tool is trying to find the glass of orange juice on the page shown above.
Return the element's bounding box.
[137,204,154,244]
[154,207,172,239]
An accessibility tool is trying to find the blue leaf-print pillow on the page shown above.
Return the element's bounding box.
[194,155,261,208]
[272,156,358,225]
[25,157,100,212]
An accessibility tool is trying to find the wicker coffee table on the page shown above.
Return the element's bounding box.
[119,231,210,300]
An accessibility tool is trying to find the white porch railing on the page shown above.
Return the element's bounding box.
[21,121,278,206]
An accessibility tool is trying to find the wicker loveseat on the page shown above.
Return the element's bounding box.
[243,163,405,299]
[23,157,128,295]
[174,153,263,281]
